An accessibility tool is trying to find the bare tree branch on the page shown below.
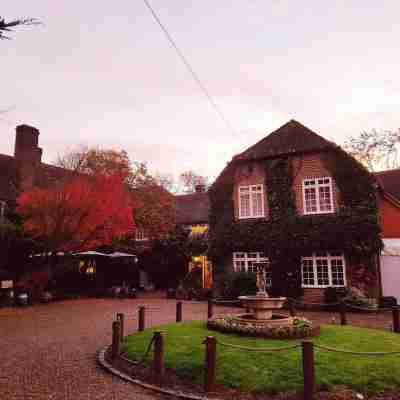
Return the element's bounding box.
[0,17,41,40]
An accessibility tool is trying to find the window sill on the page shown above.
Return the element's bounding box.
[302,285,346,289]
[237,215,266,220]
[303,210,335,216]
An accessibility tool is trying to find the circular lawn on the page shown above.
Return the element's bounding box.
[121,321,400,395]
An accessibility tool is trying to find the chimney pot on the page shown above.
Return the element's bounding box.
[195,184,206,193]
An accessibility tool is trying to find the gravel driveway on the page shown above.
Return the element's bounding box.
[0,296,393,399]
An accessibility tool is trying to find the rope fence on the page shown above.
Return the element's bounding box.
[109,304,400,400]
[314,343,400,356]
[216,340,301,352]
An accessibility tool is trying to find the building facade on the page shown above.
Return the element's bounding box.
[208,120,384,301]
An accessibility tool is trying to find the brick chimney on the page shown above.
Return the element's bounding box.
[195,184,206,193]
[14,125,42,190]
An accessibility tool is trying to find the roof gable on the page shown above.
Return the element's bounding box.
[234,119,337,161]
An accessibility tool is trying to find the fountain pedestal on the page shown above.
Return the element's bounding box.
[238,294,287,320]
[238,292,289,324]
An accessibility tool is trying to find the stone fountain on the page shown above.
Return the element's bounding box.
[236,266,293,328]
[208,265,317,338]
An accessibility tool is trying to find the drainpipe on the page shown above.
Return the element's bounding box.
[376,251,383,300]
[0,201,5,224]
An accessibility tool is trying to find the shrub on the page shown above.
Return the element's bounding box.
[181,266,202,292]
[345,286,375,308]
[379,296,397,308]
[324,286,348,303]
[218,271,257,299]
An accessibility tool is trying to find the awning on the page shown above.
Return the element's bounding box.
[109,251,137,259]
[72,251,109,257]
[382,239,400,257]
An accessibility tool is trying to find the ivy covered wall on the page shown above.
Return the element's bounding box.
[208,149,383,297]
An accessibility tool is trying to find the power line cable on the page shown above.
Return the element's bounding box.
[142,0,239,139]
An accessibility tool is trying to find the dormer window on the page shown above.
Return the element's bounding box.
[302,177,334,215]
[239,184,265,218]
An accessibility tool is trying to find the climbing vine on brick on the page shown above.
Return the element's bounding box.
[209,150,383,296]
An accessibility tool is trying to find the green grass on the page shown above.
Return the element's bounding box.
[122,321,400,394]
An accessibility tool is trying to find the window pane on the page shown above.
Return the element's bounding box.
[240,188,250,217]
[304,187,317,212]
[319,186,332,212]
[252,191,263,216]
[301,259,315,286]
[331,258,345,286]
[234,252,245,258]
[248,261,257,273]
[316,259,329,286]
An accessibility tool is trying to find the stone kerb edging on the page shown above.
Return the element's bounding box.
[97,345,222,400]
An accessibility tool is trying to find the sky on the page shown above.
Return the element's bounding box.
[2,1,400,180]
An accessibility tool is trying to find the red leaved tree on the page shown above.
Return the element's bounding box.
[17,173,134,254]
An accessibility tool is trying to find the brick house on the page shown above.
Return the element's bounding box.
[209,120,383,302]
[0,125,74,216]
[374,169,400,239]
[373,169,400,301]
[175,186,212,288]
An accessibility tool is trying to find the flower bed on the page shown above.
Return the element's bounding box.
[207,314,319,339]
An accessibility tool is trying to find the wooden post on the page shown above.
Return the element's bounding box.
[289,301,296,317]
[111,320,121,360]
[176,301,182,322]
[204,336,217,392]
[138,306,145,332]
[339,301,347,326]
[207,299,214,319]
[302,341,315,400]
[153,331,165,384]
[392,307,400,333]
[117,313,125,339]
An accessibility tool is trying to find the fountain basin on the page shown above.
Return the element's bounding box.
[207,314,319,339]
[238,295,286,320]
[233,313,294,328]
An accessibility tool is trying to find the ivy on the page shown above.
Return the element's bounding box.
[265,158,297,220]
[209,150,383,295]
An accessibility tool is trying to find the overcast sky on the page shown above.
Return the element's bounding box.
[2,1,400,179]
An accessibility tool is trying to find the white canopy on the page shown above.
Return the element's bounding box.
[108,251,137,259]
[73,251,109,257]
[382,239,400,257]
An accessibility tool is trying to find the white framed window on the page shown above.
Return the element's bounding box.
[302,177,334,215]
[135,229,148,241]
[238,184,265,218]
[233,252,271,286]
[301,252,346,288]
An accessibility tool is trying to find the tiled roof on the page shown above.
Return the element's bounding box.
[0,154,75,202]
[36,163,76,188]
[175,192,210,225]
[373,168,400,202]
[0,154,18,201]
[234,119,337,161]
